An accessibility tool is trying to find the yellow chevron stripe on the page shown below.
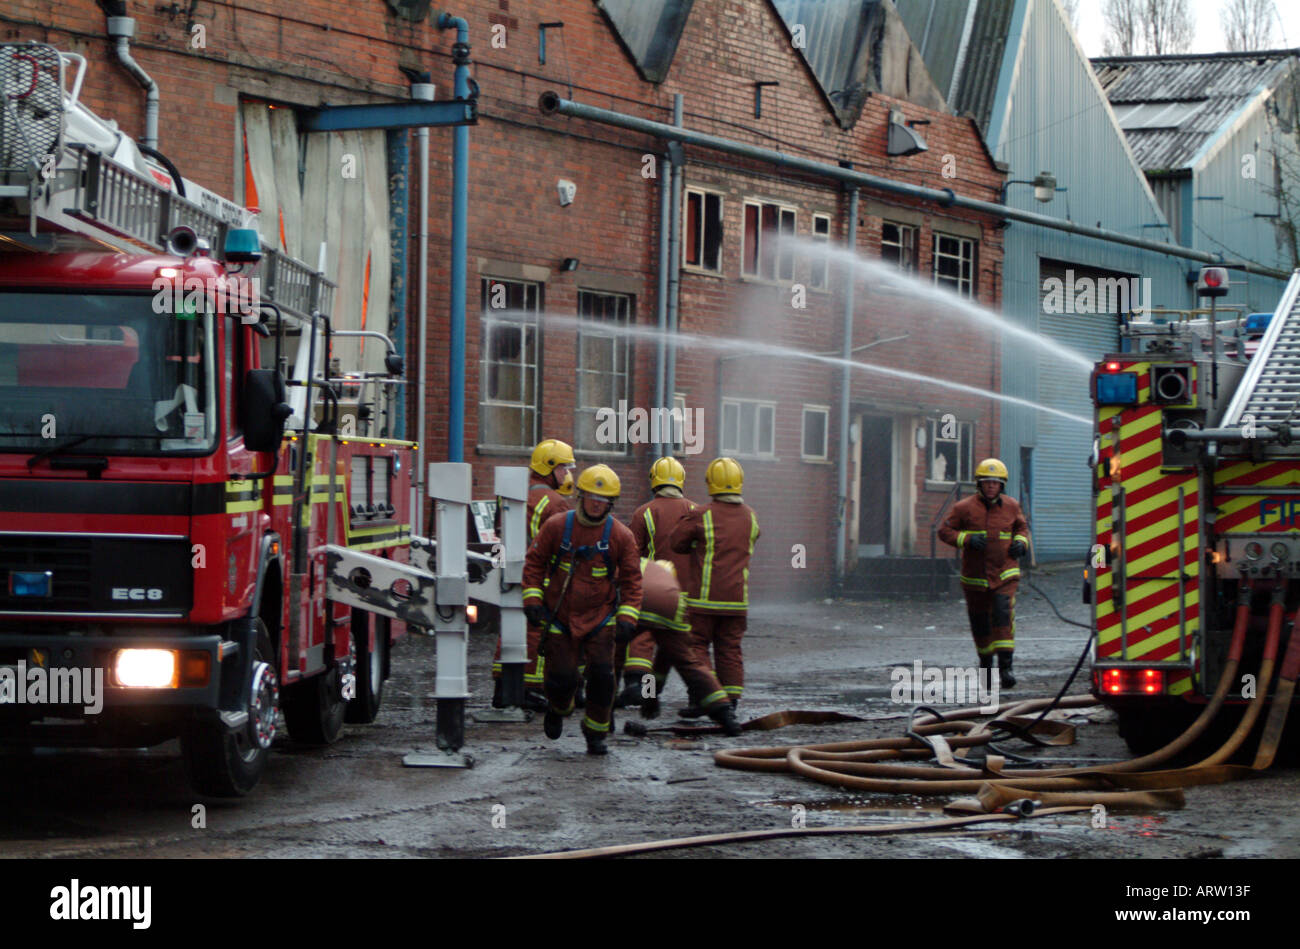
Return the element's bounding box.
[1169,674,1193,696]
[1095,535,1198,592]
[1119,409,1163,441]
[1097,587,1197,634]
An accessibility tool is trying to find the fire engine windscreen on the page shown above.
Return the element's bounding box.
[0,292,216,454]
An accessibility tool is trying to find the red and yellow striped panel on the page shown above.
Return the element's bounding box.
[1213,461,1300,533]
[1094,401,1198,695]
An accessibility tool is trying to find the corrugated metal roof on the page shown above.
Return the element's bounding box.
[595,0,695,84]
[892,0,974,98]
[1092,50,1297,171]
[771,0,946,125]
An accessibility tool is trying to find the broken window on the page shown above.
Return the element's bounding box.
[881,221,917,272]
[743,201,796,282]
[684,189,724,272]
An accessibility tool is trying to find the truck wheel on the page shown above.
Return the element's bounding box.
[345,609,388,724]
[1116,706,1198,757]
[282,655,347,745]
[183,622,279,797]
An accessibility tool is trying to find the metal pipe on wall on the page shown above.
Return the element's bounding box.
[411,78,434,532]
[835,183,859,586]
[653,144,672,458]
[438,13,472,464]
[537,93,1287,279]
[106,16,158,150]
[664,95,685,442]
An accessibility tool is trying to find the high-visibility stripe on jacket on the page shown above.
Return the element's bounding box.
[527,473,569,542]
[629,494,699,584]
[521,513,643,640]
[668,499,761,615]
[937,492,1029,593]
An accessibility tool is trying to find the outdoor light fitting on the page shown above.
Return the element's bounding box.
[886,109,927,157]
[561,257,579,272]
[1001,171,1058,204]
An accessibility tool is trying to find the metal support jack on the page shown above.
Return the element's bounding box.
[472,466,530,723]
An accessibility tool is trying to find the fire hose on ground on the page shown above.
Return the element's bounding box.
[521,580,1299,858]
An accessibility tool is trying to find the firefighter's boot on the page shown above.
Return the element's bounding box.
[998,653,1016,690]
[585,731,609,756]
[544,709,563,740]
[641,695,661,719]
[614,672,644,709]
[708,702,742,737]
[523,689,549,712]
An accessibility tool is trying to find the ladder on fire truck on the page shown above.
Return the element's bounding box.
[3,42,519,761]
[1220,270,1300,451]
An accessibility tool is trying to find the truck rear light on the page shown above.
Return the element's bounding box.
[1096,667,1166,695]
[466,604,478,623]
[114,649,177,688]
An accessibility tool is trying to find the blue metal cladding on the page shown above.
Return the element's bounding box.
[387,129,409,440]
[992,0,1194,558]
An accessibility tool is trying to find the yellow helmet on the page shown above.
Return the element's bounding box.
[576,464,621,499]
[557,470,574,496]
[649,456,686,490]
[975,458,1008,485]
[530,438,575,477]
[705,457,744,496]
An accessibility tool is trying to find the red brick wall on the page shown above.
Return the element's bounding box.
[4,0,1004,599]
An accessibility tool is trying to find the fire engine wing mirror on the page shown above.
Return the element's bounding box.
[385,352,404,376]
[243,369,292,453]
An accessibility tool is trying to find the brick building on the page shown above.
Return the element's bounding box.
[5,0,1006,598]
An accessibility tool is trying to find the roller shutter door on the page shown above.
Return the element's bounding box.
[1033,260,1123,559]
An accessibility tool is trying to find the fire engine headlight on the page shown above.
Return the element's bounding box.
[1271,542,1289,561]
[1245,541,1265,561]
[114,649,178,688]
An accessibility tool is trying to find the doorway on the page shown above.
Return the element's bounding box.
[857,415,893,557]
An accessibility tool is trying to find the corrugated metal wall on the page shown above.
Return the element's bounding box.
[992,0,1192,560]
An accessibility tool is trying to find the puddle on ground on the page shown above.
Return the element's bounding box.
[753,795,944,821]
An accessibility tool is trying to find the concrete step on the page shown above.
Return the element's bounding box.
[843,556,960,598]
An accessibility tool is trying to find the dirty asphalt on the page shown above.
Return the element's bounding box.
[1,563,1297,859]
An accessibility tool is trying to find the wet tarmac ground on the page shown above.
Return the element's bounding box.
[2,564,1299,858]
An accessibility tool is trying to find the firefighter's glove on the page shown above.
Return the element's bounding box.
[966,534,987,552]
[1008,540,1028,559]
[615,620,637,645]
[524,604,547,628]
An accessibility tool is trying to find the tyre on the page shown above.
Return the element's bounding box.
[1116,705,1203,758]
[345,608,388,724]
[282,650,347,745]
[183,621,279,798]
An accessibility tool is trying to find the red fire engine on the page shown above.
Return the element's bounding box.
[0,43,425,795]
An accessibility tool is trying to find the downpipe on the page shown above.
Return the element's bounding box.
[106,16,158,150]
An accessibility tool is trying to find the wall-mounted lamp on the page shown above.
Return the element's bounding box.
[1000,171,1058,204]
[561,257,580,272]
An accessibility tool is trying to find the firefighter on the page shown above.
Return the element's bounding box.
[635,554,741,735]
[937,457,1030,689]
[492,437,575,710]
[669,457,760,715]
[522,464,642,755]
[619,458,696,703]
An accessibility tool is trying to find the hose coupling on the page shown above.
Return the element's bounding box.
[1001,798,1038,817]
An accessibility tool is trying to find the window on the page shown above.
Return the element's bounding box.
[684,189,724,273]
[673,392,687,453]
[721,397,776,457]
[225,322,243,439]
[881,221,917,271]
[927,417,973,485]
[809,214,831,290]
[933,233,977,298]
[575,290,633,453]
[743,201,796,281]
[801,405,829,460]
[480,278,541,450]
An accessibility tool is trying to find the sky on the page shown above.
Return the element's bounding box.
[1073,0,1300,56]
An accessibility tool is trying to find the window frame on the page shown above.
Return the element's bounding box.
[925,416,975,489]
[683,187,725,274]
[742,199,798,283]
[721,396,778,459]
[809,213,832,291]
[575,289,634,456]
[880,220,918,272]
[932,232,977,299]
[478,277,543,453]
[800,404,830,461]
